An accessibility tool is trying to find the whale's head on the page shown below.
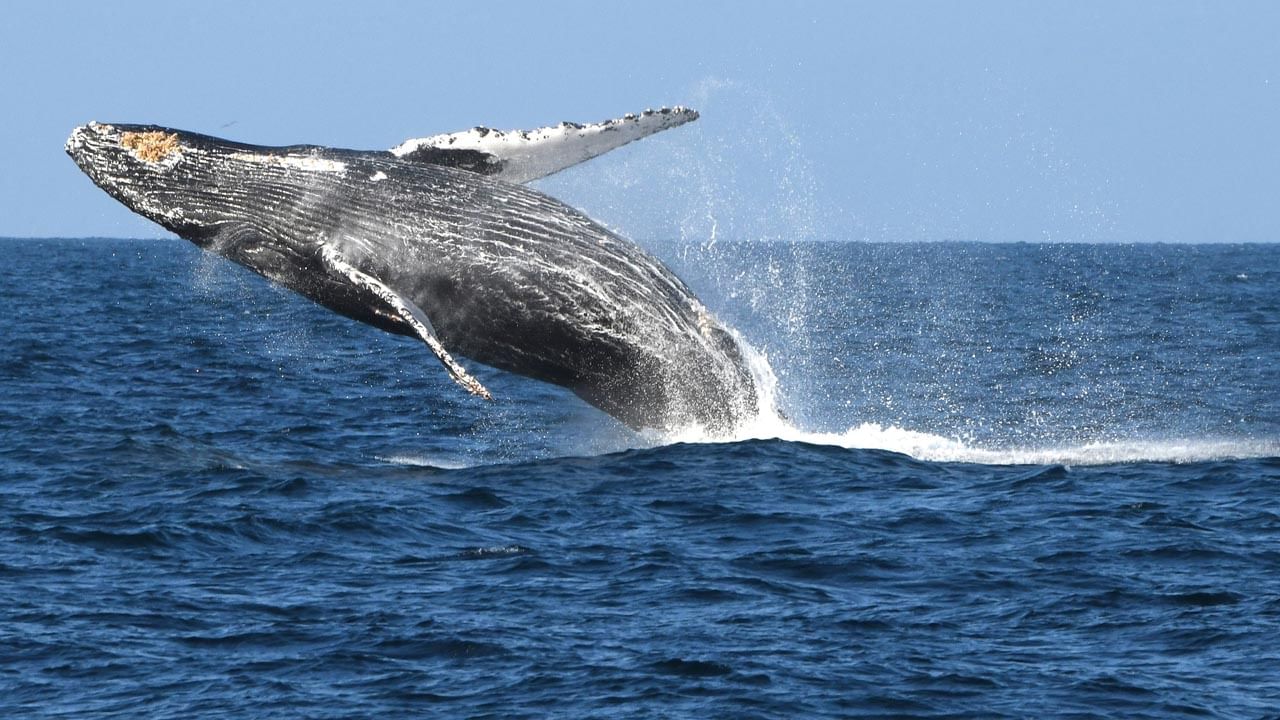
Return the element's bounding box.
[66,122,350,250]
[66,122,233,242]
[66,121,384,327]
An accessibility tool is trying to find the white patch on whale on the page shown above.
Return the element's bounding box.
[230,152,347,174]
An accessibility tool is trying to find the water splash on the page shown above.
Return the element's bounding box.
[585,83,1278,467]
[538,79,825,424]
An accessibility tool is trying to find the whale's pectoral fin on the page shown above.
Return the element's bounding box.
[318,245,492,400]
[388,106,699,184]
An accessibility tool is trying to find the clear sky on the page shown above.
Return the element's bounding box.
[1,1,1277,242]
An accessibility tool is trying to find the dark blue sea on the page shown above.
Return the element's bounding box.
[2,237,1278,718]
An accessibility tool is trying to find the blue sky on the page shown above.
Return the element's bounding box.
[1,1,1277,242]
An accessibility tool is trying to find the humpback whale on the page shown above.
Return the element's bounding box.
[66,108,760,432]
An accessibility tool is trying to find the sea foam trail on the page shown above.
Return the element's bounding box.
[656,341,1280,467]
[741,423,1280,467]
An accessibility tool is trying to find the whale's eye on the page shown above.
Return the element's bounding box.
[120,131,181,163]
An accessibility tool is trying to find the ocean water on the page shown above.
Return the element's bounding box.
[2,237,1278,718]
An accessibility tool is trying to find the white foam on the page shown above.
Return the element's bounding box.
[738,422,1279,466]
[377,454,474,470]
[654,340,1279,466]
[459,545,526,558]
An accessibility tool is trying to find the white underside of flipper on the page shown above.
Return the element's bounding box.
[318,245,492,400]
[389,106,699,184]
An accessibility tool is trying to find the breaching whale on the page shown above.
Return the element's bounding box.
[65,108,760,432]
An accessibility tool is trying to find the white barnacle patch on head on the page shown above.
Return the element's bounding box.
[369,171,388,182]
[230,152,347,175]
[65,123,103,154]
